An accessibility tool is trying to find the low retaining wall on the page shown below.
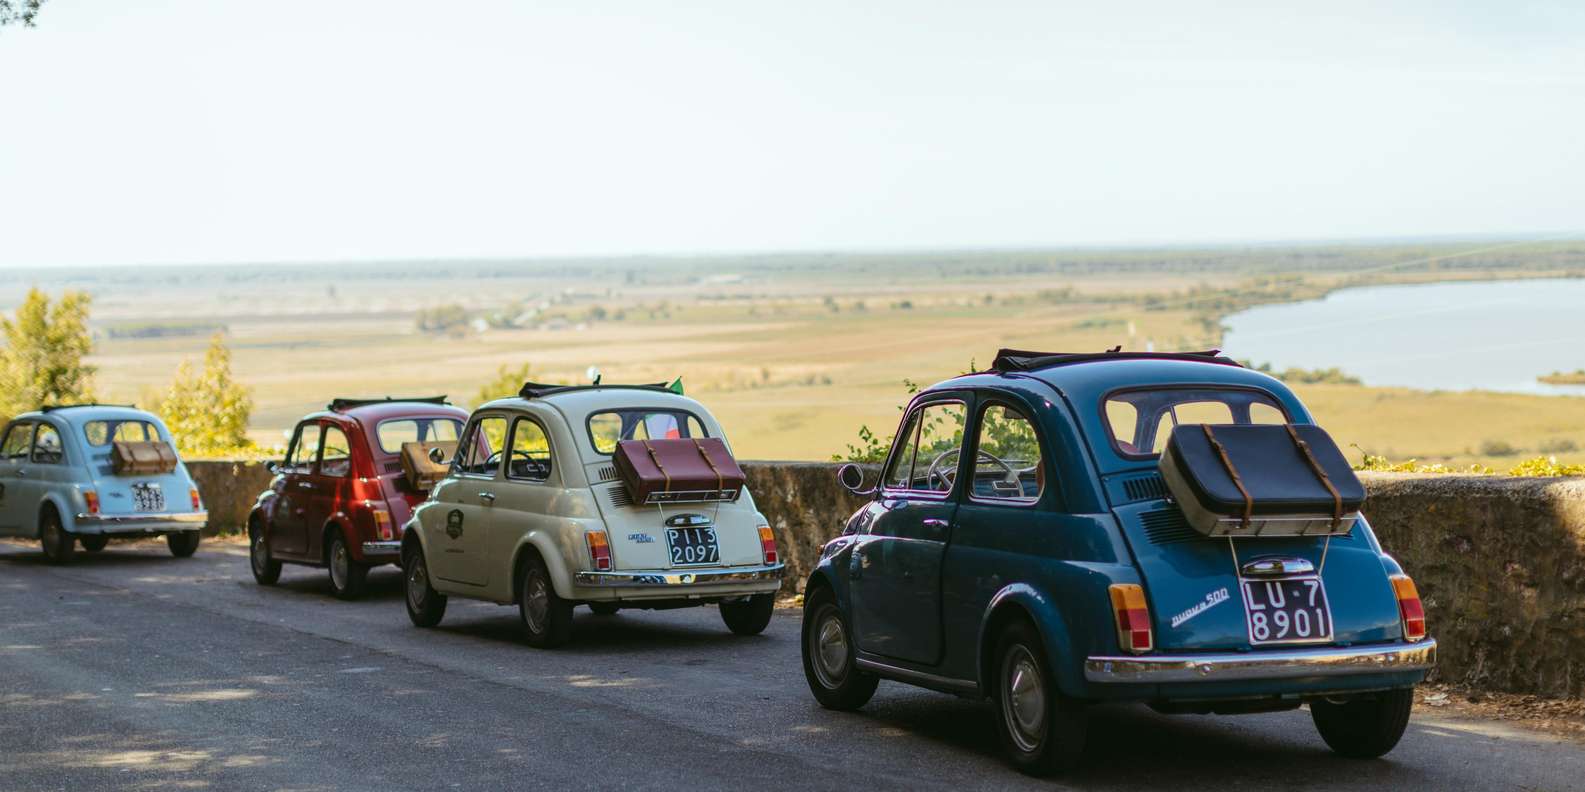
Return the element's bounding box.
[188,460,1585,697]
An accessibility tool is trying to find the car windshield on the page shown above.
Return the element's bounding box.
[1104,387,1288,458]
[375,417,463,455]
[587,409,708,455]
[83,419,160,447]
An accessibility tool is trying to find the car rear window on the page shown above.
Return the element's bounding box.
[587,409,707,455]
[375,417,463,455]
[1104,387,1288,458]
[83,420,160,447]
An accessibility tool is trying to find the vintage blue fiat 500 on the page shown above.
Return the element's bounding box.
[801,350,1435,776]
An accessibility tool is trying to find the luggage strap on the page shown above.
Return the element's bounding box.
[1284,425,1345,530]
[641,440,672,493]
[1201,425,1253,529]
[692,439,726,493]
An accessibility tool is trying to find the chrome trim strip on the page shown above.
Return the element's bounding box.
[855,658,978,693]
[74,511,207,529]
[1085,639,1436,684]
[362,541,401,555]
[573,563,784,587]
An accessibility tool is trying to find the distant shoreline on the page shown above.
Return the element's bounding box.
[1540,370,1585,386]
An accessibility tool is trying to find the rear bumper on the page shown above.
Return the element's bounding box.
[1085,639,1437,684]
[73,511,208,535]
[574,563,784,589]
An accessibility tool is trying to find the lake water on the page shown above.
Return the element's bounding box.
[1221,278,1585,396]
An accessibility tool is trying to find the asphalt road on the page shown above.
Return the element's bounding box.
[1,540,1579,792]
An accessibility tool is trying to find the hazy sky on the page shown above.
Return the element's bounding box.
[1,1,1581,267]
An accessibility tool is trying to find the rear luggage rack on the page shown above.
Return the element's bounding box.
[39,402,137,412]
[517,382,673,399]
[990,348,1241,373]
[328,396,449,411]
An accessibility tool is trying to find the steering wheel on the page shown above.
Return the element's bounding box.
[925,448,1019,495]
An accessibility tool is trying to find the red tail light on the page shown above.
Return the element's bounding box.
[372,509,394,541]
[1109,584,1153,653]
[189,487,201,511]
[757,525,778,565]
[84,490,100,515]
[1390,575,1427,642]
[586,530,612,571]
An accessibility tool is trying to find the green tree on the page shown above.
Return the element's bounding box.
[156,333,255,456]
[0,288,96,416]
[475,362,533,406]
[0,1,45,26]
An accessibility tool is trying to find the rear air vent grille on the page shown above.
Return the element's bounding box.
[1122,475,1168,501]
[605,486,633,509]
[596,465,618,483]
[1140,509,1199,545]
[385,462,403,474]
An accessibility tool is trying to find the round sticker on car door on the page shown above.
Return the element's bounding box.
[445,509,464,539]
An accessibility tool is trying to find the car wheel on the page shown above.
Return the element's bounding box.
[1311,688,1414,758]
[249,523,282,585]
[800,586,878,710]
[167,531,201,558]
[588,602,620,616]
[79,535,109,553]
[993,620,1086,776]
[518,554,572,648]
[720,593,776,636]
[327,533,368,600]
[39,509,75,565]
[403,543,447,628]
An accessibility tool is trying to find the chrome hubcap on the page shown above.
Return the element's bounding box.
[1003,645,1046,753]
[331,541,348,590]
[407,556,428,610]
[523,573,548,633]
[811,610,849,688]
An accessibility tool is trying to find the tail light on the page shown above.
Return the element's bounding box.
[757,525,778,565]
[189,487,202,511]
[1109,583,1153,653]
[84,490,100,515]
[372,509,394,541]
[586,530,612,571]
[1390,575,1427,642]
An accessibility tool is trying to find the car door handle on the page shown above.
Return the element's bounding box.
[922,518,949,528]
[15,469,24,478]
[479,492,496,504]
[296,481,314,490]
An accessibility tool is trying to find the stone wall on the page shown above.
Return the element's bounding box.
[188,460,1585,697]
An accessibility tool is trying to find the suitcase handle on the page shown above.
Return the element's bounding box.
[1284,425,1345,530]
[1201,425,1253,530]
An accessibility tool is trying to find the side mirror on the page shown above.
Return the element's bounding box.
[837,463,870,494]
[428,446,447,465]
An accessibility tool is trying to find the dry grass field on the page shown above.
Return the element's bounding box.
[7,246,1584,467]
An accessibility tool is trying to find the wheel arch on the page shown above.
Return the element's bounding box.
[39,494,72,536]
[977,583,1083,698]
[511,532,575,603]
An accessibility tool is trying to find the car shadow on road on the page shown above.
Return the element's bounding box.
[432,607,760,654]
[260,566,407,601]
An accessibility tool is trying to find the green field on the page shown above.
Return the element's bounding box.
[5,241,1584,467]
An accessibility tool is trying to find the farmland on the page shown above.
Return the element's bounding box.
[3,239,1584,467]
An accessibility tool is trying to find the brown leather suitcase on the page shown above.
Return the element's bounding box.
[111,441,179,475]
[400,440,457,491]
[612,437,745,505]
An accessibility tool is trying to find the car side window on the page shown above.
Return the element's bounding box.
[456,415,508,477]
[31,423,64,465]
[506,418,553,482]
[883,401,967,494]
[970,403,1045,504]
[0,423,33,460]
[287,423,323,474]
[320,425,352,477]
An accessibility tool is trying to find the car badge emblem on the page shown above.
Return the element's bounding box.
[665,513,712,528]
[1170,587,1230,629]
[628,533,655,544]
[445,509,465,539]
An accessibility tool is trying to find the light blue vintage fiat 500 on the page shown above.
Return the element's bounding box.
[802,350,1435,776]
[0,405,208,563]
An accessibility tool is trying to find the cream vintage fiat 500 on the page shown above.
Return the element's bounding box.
[400,382,784,647]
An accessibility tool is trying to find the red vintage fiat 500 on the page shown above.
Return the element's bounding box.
[248,397,467,598]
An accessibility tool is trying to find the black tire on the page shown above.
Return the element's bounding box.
[250,522,282,585]
[403,542,447,628]
[327,532,368,600]
[167,531,201,558]
[801,586,878,710]
[992,620,1087,776]
[588,602,620,616]
[518,554,573,648]
[720,593,776,636]
[39,509,75,565]
[79,535,109,553]
[1311,688,1414,759]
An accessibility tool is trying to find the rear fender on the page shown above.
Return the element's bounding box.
[45,491,83,536]
[978,583,1083,698]
[512,532,575,602]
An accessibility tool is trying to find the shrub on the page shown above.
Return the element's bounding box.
[1479,439,1519,457]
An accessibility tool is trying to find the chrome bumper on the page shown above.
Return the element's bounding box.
[574,563,784,587]
[74,511,208,534]
[1085,639,1437,684]
[362,540,401,556]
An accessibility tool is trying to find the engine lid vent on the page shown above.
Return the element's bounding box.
[596,465,618,483]
[1123,474,1168,501]
[605,485,633,509]
[1140,509,1198,545]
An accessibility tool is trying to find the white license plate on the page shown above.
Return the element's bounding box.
[1241,576,1333,645]
[665,526,719,566]
[132,483,165,513]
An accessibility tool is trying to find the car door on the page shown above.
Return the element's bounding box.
[303,423,354,561]
[428,413,507,587]
[0,422,35,535]
[272,422,322,557]
[849,394,971,665]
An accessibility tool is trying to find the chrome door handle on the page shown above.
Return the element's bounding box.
[15,469,24,478]
[479,492,496,503]
[296,482,313,489]
[922,518,949,528]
